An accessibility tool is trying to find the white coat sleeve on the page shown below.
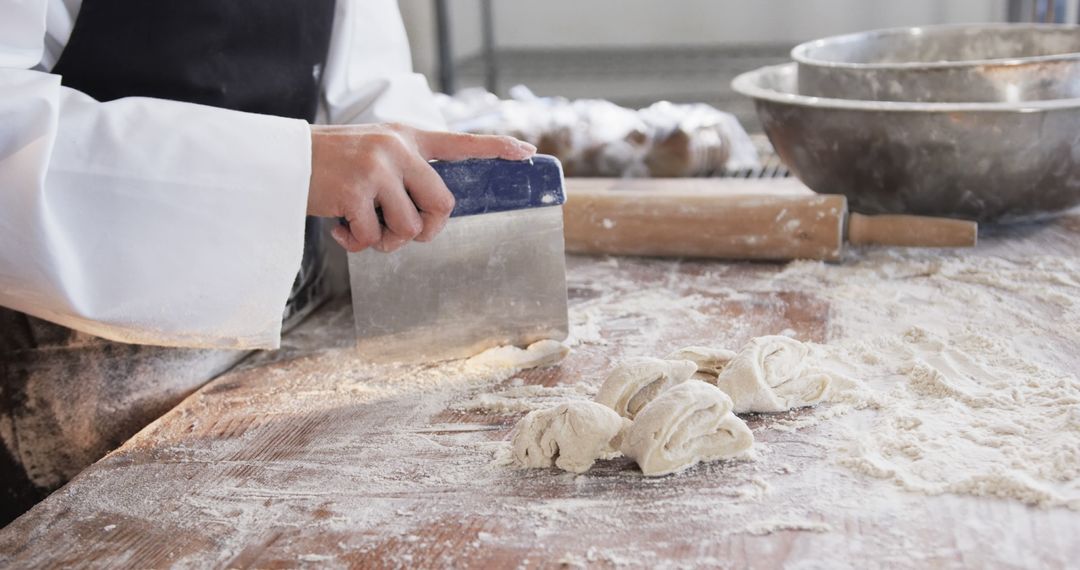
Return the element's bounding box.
[321,0,446,130]
[0,1,312,350]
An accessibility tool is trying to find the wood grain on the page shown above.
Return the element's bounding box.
[1,211,1078,569]
[564,189,848,261]
[564,179,978,260]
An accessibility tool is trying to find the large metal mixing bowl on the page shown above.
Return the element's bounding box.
[732,63,1080,222]
[793,24,1080,102]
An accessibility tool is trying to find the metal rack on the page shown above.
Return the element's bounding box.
[435,1,1080,97]
[1007,0,1079,23]
[433,0,496,95]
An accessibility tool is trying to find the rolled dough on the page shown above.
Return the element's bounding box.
[620,380,753,476]
[510,400,631,474]
[713,336,831,413]
[594,357,698,419]
[666,346,737,380]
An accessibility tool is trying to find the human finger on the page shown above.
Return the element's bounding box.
[414,130,536,162]
[333,201,382,253]
[402,156,456,242]
[373,183,422,253]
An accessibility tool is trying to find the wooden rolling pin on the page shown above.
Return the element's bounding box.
[563,184,977,261]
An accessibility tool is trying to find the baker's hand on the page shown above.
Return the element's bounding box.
[307,123,536,253]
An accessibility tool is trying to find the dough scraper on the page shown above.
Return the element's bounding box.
[347,155,569,363]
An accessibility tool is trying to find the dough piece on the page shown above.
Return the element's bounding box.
[620,380,753,476]
[467,340,570,370]
[713,336,831,413]
[510,401,630,473]
[594,357,698,419]
[665,346,737,380]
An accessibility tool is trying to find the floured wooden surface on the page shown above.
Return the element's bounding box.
[2,213,1080,569]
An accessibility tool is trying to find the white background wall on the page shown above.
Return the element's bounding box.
[400,0,1009,80]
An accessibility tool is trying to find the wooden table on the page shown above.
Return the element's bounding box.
[2,202,1078,569]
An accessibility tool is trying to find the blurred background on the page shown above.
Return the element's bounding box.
[401,0,1078,128]
[398,0,1080,180]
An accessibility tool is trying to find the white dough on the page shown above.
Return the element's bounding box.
[620,380,753,476]
[467,340,570,370]
[713,336,831,413]
[666,346,737,380]
[594,357,698,419]
[510,401,630,473]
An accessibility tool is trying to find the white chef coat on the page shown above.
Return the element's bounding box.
[0,0,444,349]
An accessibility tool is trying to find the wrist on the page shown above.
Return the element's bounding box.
[308,126,329,217]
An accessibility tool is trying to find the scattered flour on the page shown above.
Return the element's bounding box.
[455,382,596,414]
[766,250,1080,510]
[737,518,834,536]
[465,340,570,370]
[506,247,1080,509]
[297,554,335,562]
[8,228,1080,569]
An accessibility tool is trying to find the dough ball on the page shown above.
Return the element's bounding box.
[713,336,831,413]
[594,357,698,419]
[620,380,753,476]
[510,401,630,474]
[665,346,737,380]
[467,340,570,370]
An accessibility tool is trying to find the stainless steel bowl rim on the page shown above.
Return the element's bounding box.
[791,23,1080,70]
[732,63,1080,112]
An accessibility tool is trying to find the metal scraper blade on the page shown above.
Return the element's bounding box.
[347,157,569,364]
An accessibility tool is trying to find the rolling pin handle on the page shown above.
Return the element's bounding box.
[846,213,978,248]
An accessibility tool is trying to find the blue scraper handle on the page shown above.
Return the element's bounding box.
[337,155,564,230]
[430,154,565,217]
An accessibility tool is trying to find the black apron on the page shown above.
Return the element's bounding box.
[1,0,337,526]
[53,0,336,123]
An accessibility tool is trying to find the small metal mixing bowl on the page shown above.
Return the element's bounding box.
[732,63,1080,222]
[793,24,1080,102]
